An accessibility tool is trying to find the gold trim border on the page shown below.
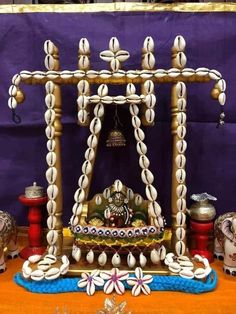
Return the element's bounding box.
[0,3,236,14]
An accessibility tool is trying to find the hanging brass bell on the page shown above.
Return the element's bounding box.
[106,128,126,147]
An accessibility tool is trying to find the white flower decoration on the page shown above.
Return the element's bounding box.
[78,269,104,296]
[100,268,129,295]
[127,267,153,296]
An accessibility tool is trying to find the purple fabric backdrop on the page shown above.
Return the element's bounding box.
[0,11,235,227]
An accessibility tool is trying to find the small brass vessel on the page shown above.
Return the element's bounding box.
[188,193,217,221]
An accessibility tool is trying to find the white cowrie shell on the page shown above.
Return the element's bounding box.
[98,84,108,97]
[176,184,187,198]
[169,262,181,273]
[47,184,59,200]
[179,269,194,279]
[176,227,186,241]
[72,203,83,216]
[95,195,102,205]
[28,255,42,264]
[154,69,167,78]
[167,68,181,78]
[141,169,154,185]
[177,126,186,139]
[181,68,195,77]
[99,70,111,79]
[60,70,73,79]
[46,167,57,184]
[78,55,90,70]
[73,70,85,79]
[216,79,226,92]
[8,97,17,109]
[145,94,156,109]
[94,103,104,118]
[127,94,141,104]
[139,252,147,268]
[139,155,150,169]
[101,96,113,104]
[8,85,17,97]
[77,95,89,109]
[86,250,94,264]
[46,71,59,80]
[148,201,161,217]
[74,188,85,203]
[173,35,186,52]
[116,50,130,62]
[176,169,186,184]
[143,36,154,53]
[114,179,123,192]
[78,109,88,124]
[46,152,56,166]
[176,140,187,154]
[159,245,166,260]
[150,249,160,264]
[109,37,120,52]
[203,257,210,268]
[45,267,60,281]
[127,252,136,268]
[126,70,139,79]
[45,81,55,93]
[135,194,143,206]
[45,94,55,108]
[45,109,56,125]
[175,154,186,168]
[129,104,139,116]
[60,263,69,275]
[103,188,110,199]
[22,260,30,270]
[44,254,57,264]
[134,128,145,142]
[98,251,107,267]
[144,80,154,94]
[31,269,45,281]
[194,268,207,279]
[165,252,174,263]
[176,212,186,226]
[176,82,186,98]
[146,185,157,201]
[111,252,121,267]
[156,216,164,228]
[47,215,57,229]
[37,261,51,271]
[114,95,126,105]
[45,126,55,140]
[142,52,155,70]
[47,200,57,215]
[132,116,141,129]
[175,240,186,256]
[72,245,81,262]
[90,117,102,134]
[176,198,186,212]
[175,52,187,68]
[179,260,194,270]
[177,112,187,125]
[62,255,70,266]
[218,92,226,106]
[110,58,120,72]
[44,54,55,71]
[126,83,136,96]
[209,69,222,80]
[145,109,155,124]
[127,188,134,200]
[177,255,190,263]
[153,217,161,228]
[79,38,90,54]
[44,40,55,54]
[12,74,21,86]
[136,141,147,155]
[82,160,92,175]
[177,98,187,111]
[104,208,111,219]
[70,214,79,227]
[86,70,98,79]
[78,174,89,189]
[20,70,32,79]
[84,148,95,161]
[100,50,114,62]
[47,230,58,245]
[87,134,98,148]
[77,80,89,95]
[196,67,209,77]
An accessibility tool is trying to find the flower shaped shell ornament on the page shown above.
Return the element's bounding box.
[100,268,129,295]
[127,267,153,296]
[78,269,104,296]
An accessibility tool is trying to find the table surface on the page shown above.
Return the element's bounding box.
[0,257,236,314]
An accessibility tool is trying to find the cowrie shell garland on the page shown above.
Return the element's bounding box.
[172,36,187,69]
[141,80,156,126]
[77,79,90,126]
[44,40,59,71]
[78,38,90,71]
[174,81,187,256]
[45,81,60,256]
